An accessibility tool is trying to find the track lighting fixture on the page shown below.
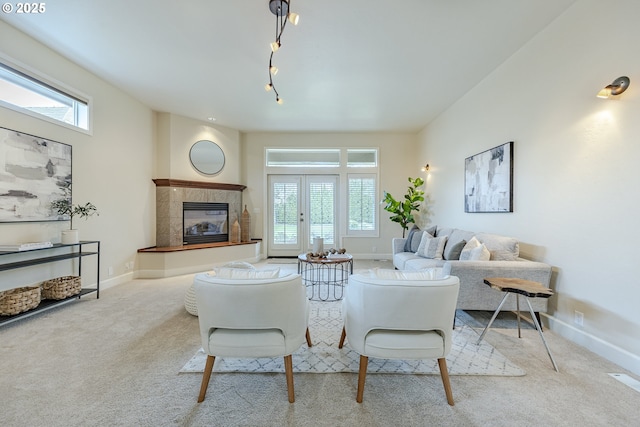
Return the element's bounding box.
[265,0,299,104]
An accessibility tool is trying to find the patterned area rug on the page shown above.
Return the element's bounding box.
[180,301,525,376]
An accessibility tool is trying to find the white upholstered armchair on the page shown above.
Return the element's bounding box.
[193,270,312,403]
[338,270,460,404]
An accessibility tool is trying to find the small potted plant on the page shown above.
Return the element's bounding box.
[51,198,99,244]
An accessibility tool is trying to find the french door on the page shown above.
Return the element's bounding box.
[267,175,338,257]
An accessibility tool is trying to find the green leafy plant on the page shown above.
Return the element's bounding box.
[51,182,100,229]
[382,177,425,237]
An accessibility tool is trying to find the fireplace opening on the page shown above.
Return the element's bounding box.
[183,202,228,245]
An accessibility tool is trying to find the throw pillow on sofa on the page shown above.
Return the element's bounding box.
[444,239,466,261]
[475,232,520,261]
[415,232,447,260]
[459,237,490,261]
[403,225,436,252]
[443,228,475,260]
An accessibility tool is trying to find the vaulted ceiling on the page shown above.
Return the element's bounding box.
[1,0,577,132]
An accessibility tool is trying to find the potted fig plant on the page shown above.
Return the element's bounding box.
[381,177,425,237]
[51,198,99,244]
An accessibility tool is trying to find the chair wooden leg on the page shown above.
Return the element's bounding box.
[356,355,368,403]
[338,326,346,349]
[197,355,215,403]
[437,358,454,406]
[306,327,313,347]
[284,354,295,403]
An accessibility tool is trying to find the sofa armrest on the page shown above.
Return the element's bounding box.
[392,238,407,255]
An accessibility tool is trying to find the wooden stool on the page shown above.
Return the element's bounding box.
[476,277,559,372]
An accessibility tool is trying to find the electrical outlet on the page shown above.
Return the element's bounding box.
[372,246,377,253]
[108,266,114,277]
[574,310,584,326]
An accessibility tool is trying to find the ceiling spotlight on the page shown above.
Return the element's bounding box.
[265,0,299,104]
[597,76,630,99]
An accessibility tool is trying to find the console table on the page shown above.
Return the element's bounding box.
[0,241,100,326]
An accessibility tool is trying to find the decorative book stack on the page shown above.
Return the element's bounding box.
[0,241,53,252]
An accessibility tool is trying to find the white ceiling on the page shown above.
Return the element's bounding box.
[1,0,576,133]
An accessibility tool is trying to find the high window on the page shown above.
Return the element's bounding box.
[0,61,89,131]
[266,148,340,167]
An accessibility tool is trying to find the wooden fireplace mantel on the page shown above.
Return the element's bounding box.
[152,179,246,191]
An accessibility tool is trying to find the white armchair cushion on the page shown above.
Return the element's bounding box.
[207,328,285,358]
[212,267,280,279]
[365,329,445,359]
[367,268,448,280]
[221,261,256,269]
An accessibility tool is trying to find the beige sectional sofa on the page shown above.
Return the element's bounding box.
[392,225,553,313]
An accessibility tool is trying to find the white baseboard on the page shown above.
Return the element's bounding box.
[98,271,135,290]
[349,253,392,261]
[545,314,640,376]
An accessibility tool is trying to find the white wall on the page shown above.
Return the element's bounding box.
[0,21,155,288]
[418,0,640,374]
[155,113,240,183]
[241,132,418,258]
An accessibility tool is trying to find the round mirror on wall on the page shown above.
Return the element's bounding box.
[189,140,225,175]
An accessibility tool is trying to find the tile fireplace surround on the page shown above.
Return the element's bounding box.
[153,179,246,248]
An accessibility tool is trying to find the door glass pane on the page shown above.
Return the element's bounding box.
[309,181,335,246]
[272,182,299,245]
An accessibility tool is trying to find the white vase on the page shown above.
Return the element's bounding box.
[312,237,324,254]
[61,229,79,244]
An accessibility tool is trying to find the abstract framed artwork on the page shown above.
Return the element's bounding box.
[0,126,72,222]
[464,141,513,213]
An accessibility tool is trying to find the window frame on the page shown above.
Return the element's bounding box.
[265,148,340,167]
[0,54,92,134]
[346,172,379,237]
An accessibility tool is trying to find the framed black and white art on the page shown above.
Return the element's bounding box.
[464,141,513,213]
[0,126,72,222]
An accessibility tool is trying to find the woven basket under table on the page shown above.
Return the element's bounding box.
[0,286,41,316]
[41,276,82,300]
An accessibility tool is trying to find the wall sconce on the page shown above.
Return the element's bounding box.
[421,164,430,172]
[597,76,630,99]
